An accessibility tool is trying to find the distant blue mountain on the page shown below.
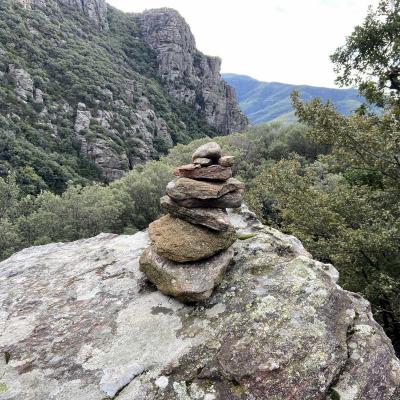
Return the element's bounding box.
[222,73,364,124]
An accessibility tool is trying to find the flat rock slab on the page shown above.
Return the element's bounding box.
[192,141,221,161]
[174,164,232,181]
[148,214,236,262]
[160,195,231,231]
[175,189,244,208]
[167,177,244,201]
[139,246,234,302]
[0,205,399,400]
[173,163,200,172]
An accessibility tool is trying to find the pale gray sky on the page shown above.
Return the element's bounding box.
[107,0,377,88]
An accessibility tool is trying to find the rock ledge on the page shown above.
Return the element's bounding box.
[0,206,399,399]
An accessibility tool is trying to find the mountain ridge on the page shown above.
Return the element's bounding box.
[222,73,363,124]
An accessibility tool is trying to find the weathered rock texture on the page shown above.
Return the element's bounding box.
[148,214,236,263]
[167,177,244,201]
[0,206,399,399]
[57,0,108,30]
[23,0,109,30]
[8,64,33,101]
[140,246,234,302]
[138,9,249,135]
[174,189,244,208]
[174,164,232,181]
[160,195,231,231]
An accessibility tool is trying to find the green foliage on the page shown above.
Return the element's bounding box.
[0,121,319,262]
[248,0,400,353]
[331,0,400,108]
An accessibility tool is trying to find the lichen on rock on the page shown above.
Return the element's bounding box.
[0,207,399,399]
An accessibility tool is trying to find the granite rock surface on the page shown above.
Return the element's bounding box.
[0,206,399,399]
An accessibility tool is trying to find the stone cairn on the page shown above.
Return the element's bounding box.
[139,142,244,302]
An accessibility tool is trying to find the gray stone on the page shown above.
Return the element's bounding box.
[0,206,399,399]
[191,142,221,161]
[193,157,213,166]
[8,65,33,102]
[34,88,44,104]
[174,189,244,208]
[174,164,232,181]
[100,363,145,397]
[139,246,234,302]
[166,177,245,201]
[74,108,91,133]
[160,195,231,231]
[219,155,235,167]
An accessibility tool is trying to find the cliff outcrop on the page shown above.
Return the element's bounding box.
[138,9,249,136]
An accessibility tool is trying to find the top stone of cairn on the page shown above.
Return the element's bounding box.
[192,141,222,162]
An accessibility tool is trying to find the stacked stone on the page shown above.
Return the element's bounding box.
[139,142,244,302]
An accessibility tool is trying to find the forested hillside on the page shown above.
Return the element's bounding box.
[223,73,363,124]
[0,0,247,194]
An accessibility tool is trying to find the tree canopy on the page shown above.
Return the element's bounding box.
[331,0,400,109]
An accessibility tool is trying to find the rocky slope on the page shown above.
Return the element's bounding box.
[1,206,399,399]
[0,0,247,192]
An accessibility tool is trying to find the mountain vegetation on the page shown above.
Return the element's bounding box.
[0,122,324,261]
[0,0,246,195]
[223,73,364,124]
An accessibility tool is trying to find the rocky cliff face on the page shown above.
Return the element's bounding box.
[18,0,108,30]
[0,206,399,399]
[138,9,249,135]
[57,0,108,30]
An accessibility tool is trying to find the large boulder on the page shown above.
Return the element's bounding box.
[160,195,231,231]
[148,214,236,262]
[139,246,234,302]
[0,206,399,400]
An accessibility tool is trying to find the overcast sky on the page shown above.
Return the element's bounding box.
[106,0,377,88]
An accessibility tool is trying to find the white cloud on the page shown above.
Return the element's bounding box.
[106,0,378,87]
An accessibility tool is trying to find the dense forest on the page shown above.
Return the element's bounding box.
[1,0,399,354]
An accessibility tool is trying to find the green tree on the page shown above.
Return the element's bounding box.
[331,0,400,108]
[248,0,400,352]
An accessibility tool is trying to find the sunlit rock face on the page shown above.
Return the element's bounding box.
[0,206,399,399]
[138,8,249,136]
